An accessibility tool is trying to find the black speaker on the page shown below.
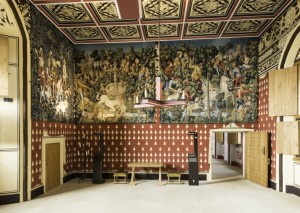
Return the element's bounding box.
[93,152,104,184]
[188,154,199,185]
[93,132,105,184]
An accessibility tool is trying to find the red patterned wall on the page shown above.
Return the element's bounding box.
[31,83,274,188]
[31,120,257,188]
[81,122,218,173]
[81,122,255,173]
[257,74,277,181]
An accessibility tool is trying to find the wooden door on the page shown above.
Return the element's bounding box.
[245,132,268,187]
[45,143,60,191]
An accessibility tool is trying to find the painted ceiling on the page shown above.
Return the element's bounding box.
[29,0,294,44]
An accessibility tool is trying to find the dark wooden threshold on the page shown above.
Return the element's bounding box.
[0,193,20,205]
[286,185,300,197]
[31,185,44,200]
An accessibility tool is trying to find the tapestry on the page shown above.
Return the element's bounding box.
[76,37,258,124]
[75,43,156,123]
[159,39,258,123]
[31,6,75,122]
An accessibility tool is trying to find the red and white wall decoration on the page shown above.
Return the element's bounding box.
[257,74,276,180]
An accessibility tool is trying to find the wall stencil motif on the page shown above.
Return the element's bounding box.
[0,2,14,27]
[76,38,258,124]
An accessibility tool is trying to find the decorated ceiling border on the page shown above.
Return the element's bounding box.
[258,0,300,76]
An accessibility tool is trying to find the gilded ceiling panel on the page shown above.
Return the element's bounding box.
[66,27,104,40]
[142,0,182,19]
[185,22,221,36]
[225,20,266,34]
[42,3,92,24]
[189,0,234,18]
[146,24,179,37]
[30,0,293,43]
[236,0,285,15]
[105,25,141,39]
[90,2,119,21]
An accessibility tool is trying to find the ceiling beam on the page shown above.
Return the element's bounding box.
[115,0,140,19]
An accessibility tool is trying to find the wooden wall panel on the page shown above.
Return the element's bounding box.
[276,121,300,155]
[0,37,9,96]
[283,66,298,115]
[269,66,298,116]
[228,133,238,144]
[215,132,223,142]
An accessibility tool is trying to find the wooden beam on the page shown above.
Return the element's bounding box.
[115,0,140,19]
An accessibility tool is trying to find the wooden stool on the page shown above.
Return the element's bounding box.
[113,171,128,183]
[167,172,181,184]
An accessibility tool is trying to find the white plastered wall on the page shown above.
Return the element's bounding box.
[0,0,31,202]
[0,0,23,200]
